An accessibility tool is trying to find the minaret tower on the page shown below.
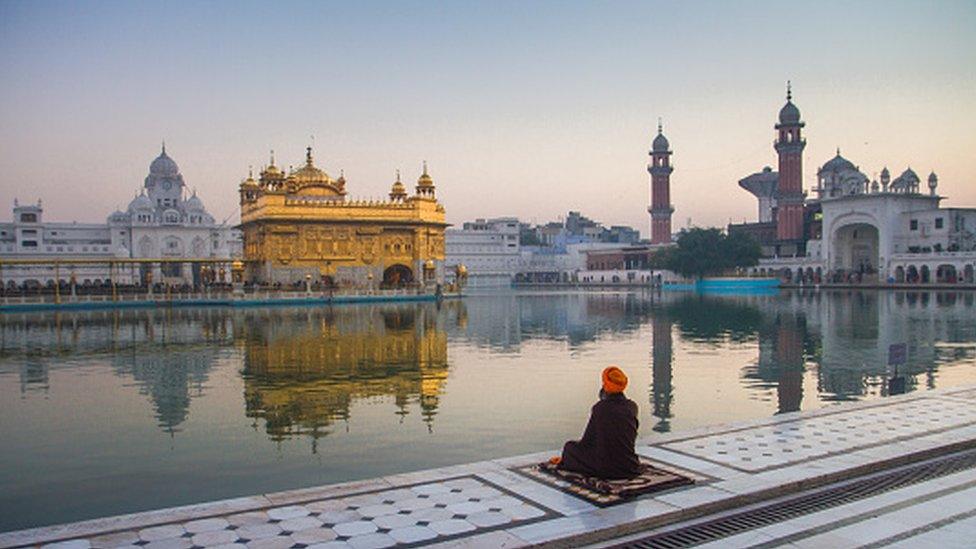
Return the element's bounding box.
[648,120,674,245]
[774,82,806,244]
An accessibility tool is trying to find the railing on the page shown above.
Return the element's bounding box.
[0,287,436,307]
[890,251,976,261]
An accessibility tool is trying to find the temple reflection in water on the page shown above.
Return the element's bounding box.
[239,304,452,444]
[0,290,973,442]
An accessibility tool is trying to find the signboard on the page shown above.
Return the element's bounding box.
[888,343,907,366]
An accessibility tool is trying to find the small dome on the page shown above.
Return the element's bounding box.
[652,132,669,153]
[900,167,919,181]
[149,145,180,176]
[928,172,938,187]
[185,193,205,211]
[779,100,801,125]
[127,192,153,212]
[241,174,260,189]
[417,162,434,187]
[820,151,856,173]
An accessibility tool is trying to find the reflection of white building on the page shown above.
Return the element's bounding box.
[0,146,241,287]
[445,217,521,287]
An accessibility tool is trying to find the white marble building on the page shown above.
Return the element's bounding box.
[749,152,976,284]
[445,217,521,287]
[0,146,240,288]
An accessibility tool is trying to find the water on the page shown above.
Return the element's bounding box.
[1,289,974,532]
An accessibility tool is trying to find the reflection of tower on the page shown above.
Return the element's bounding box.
[772,314,805,414]
[647,121,674,245]
[117,351,213,434]
[19,360,50,394]
[774,82,806,243]
[651,315,674,432]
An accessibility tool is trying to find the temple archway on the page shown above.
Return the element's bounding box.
[894,266,905,283]
[907,265,919,283]
[965,265,975,284]
[921,265,931,283]
[831,222,879,275]
[936,264,957,283]
[382,264,414,288]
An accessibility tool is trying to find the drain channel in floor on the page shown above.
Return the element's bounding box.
[614,448,976,549]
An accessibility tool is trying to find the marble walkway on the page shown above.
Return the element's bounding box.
[2,385,975,549]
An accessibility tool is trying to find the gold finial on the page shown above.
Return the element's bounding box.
[787,80,792,101]
[657,117,663,135]
[248,165,253,178]
[161,140,166,154]
[269,150,275,166]
[396,169,401,182]
[306,146,313,166]
[422,160,428,176]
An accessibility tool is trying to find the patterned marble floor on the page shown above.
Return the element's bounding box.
[38,478,550,549]
[660,397,976,472]
[4,384,975,549]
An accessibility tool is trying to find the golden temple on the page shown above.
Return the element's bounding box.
[238,148,447,288]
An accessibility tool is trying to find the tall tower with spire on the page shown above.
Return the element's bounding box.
[774,82,806,244]
[648,120,674,245]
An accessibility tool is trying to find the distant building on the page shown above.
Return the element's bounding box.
[578,245,656,285]
[729,86,976,284]
[445,217,521,287]
[109,145,240,284]
[1,146,239,288]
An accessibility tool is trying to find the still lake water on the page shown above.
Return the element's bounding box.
[1,289,975,531]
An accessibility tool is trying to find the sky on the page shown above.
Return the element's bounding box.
[1,1,974,235]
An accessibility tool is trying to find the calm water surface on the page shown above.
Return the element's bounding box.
[1,289,975,531]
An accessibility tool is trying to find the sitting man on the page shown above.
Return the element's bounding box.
[552,366,641,480]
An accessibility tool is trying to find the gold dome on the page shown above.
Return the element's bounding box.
[291,147,333,185]
[260,151,284,178]
[241,168,260,189]
[389,169,407,201]
[288,147,345,197]
[417,161,434,187]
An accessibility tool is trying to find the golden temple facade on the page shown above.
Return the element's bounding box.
[238,148,447,287]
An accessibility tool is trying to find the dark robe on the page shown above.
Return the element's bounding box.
[560,392,641,479]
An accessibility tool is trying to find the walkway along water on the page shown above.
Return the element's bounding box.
[3,384,974,548]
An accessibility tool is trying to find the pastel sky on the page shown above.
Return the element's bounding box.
[1,1,974,235]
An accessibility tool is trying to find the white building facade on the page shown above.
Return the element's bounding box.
[749,154,976,284]
[0,146,241,288]
[445,217,521,287]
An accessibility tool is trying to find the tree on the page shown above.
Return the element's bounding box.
[652,228,761,279]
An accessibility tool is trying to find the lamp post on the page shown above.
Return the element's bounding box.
[305,273,312,295]
[231,260,244,297]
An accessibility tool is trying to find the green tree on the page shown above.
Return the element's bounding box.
[652,228,761,279]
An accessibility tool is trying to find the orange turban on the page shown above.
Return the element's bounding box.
[602,366,628,394]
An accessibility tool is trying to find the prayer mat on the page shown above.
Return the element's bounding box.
[518,458,694,506]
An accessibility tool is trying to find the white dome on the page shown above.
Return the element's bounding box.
[128,193,153,212]
[185,193,206,212]
[149,146,179,176]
